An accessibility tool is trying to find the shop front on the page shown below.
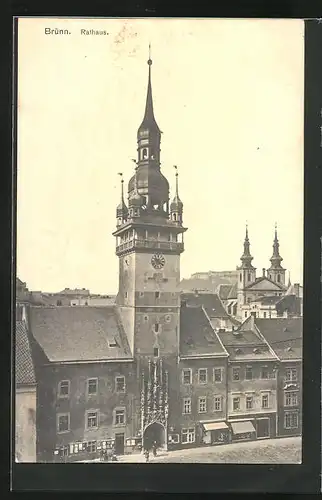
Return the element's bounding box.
[201,421,230,446]
[230,420,256,442]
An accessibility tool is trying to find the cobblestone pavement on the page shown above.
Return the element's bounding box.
[116,436,301,464]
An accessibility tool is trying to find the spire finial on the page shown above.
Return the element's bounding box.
[245,221,249,240]
[148,43,152,65]
[174,165,179,196]
[118,172,124,198]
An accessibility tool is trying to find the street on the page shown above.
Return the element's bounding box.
[116,436,301,464]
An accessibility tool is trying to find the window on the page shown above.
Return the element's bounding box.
[125,292,128,298]
[58,380,70,398]
[261,394,269,409]
[261,367,269,379]
[139,292,144,297]
[244,311,248,318]
[87,441,97,453]
[87,378,98,395]
[115,376,125,393]
[155,291,160,299]
[198,397,207,413]
[59,446,69,457]
[182,369,192,385]
[181,427,195,444]
[233,367,240,381]
[239,273,242,282]
[245,366,253,380]
[214,396,222,412]
[114,408,126,426]
[169,434,179,443]
[263,312,267,318]
[144,315,148,322]
[198,368,207,384]
[57,413,70,433]
[153,347,159,357]
[154,323,159,333]
[165,315,171,322]
[285,368,297,382]
[183,398,191,414]
[247,273,251,281]
[277,274,281,283]
[246,396,253,409]
[285,391,298,407]
[214,368,223,383]
[284,411,299,429]
[86,410,98,429]
[233,397,240,411]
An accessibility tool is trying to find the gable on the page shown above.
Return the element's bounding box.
[246,278,283,291]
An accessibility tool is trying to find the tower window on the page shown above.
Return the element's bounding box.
[247,273,251,281]
[144,315,148,322]
[277,274,281,282]
[165,315,171,323]
[155,291,160,299]
[154,323,159,333]
[240,273,242,282]
[173,213,177,221]
[153,347,159,357]
[142,148,148,159]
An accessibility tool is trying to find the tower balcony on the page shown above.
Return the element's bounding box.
[116,238,184,256]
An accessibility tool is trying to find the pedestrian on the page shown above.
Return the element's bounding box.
[152,440,157,457]
[144,449,150,463]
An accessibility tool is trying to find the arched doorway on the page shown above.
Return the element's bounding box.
[143,422,166,451]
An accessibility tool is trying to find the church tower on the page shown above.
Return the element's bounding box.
[113,53,187,363]
[237,225,256,318]
[267,224,286,286]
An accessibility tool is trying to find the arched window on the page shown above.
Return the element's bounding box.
[142,148,148,159]
[173,213,177,221]
[247,273,251,282]
[239,273,242,282]
[277,274,281,283]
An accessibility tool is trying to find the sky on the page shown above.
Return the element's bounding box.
[17,18,304,294]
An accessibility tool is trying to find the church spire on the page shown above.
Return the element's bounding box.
[137,46,160,138]
[269,223,283,269]
[240,223,254,268]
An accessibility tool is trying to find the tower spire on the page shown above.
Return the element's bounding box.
[138,46,160,134]
[270,223,283,265]
[240,222,254,267]
[170,165,183,224]
[116,173,128,224]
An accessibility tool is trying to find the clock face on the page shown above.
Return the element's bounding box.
[151,254,165,269]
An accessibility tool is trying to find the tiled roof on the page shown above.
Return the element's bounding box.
[179,305,227,357]
[181,293,228,318]
[252,295,281,305]
[15,321,36,385]
[254,318,302,360]
[275,295,301,316]
[217,284,233,300]
[29,306,132,363]
[224,345,277,361]
[217,329,266,347]
[227,283,238,299]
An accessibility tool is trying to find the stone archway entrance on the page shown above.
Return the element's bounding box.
[143,422,165,451]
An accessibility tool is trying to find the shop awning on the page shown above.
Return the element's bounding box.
[202,421,229,432]
[230,421,255,435]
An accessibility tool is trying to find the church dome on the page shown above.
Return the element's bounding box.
[128,167,169,203]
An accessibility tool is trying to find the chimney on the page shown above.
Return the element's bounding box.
[262,268,266,277]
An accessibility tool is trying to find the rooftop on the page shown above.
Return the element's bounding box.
[29,306,132,363]
[255,317,302,360]
[179,305,227,357]
[15,321,36,386]
[181,292,229,318]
